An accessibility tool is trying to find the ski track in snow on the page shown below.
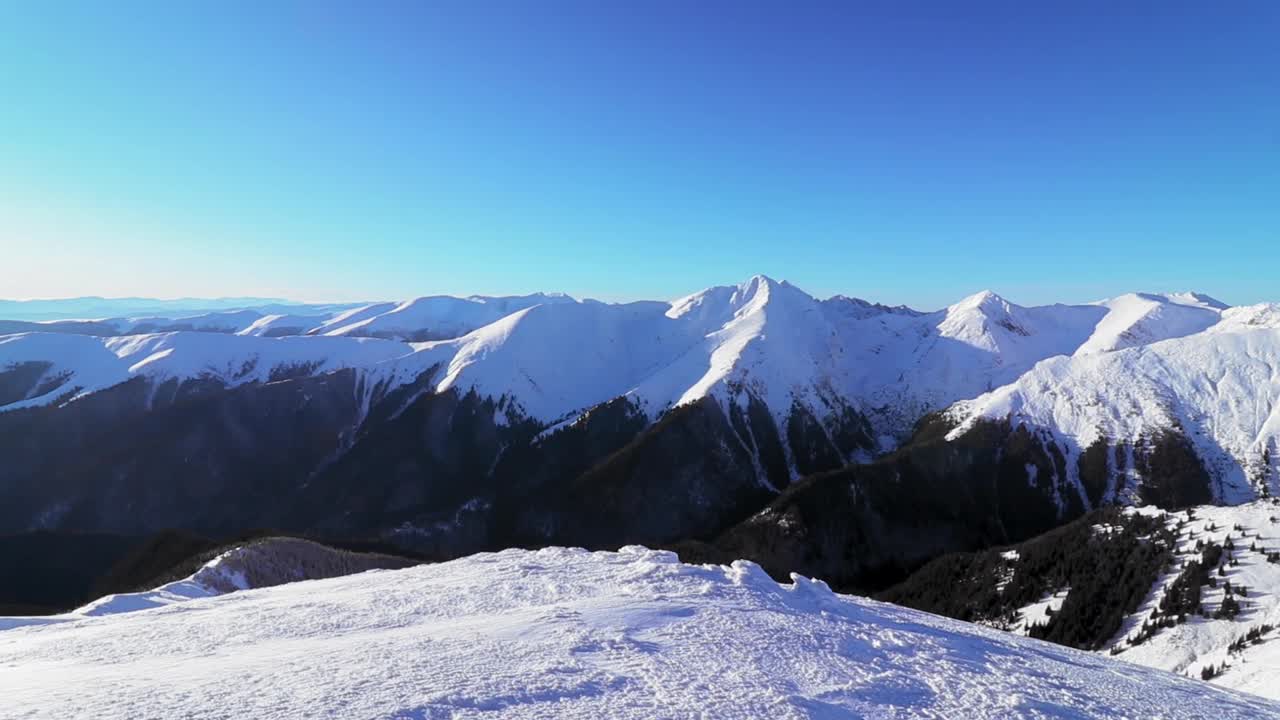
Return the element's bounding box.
[1,547,1277,719]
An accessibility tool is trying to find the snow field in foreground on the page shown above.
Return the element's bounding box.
[1,546,1277,719]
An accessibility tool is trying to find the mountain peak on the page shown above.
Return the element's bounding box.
[739,274,784,293]
[949,290,1014,316]
[1165,291,1229,311]
[668,275,805,323]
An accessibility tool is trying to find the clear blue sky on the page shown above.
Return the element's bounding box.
[1,2,1277,309]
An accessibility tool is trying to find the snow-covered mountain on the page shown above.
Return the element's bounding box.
[1076,292,1226,355]
[946,302,1280,508]
[3,545,1274,719]
[13,279,1280,710]
[0,331,414,411]
[2,278,1235,441]
[320,292,577,340]
[0,293,577,342]
[0,276,1262,562]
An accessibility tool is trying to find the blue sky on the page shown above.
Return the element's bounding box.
[1,2,1277,309]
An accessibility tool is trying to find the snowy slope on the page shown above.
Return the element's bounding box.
[106,309,271,334]
[1096,503,1280,701]
[976,502,1280,702]
[1076,292,1225,356]
[234,311,334,337]
[382,299,683,424]
[367,277,836,427]
[2,546,1274,719]
[99,298,570,340]
[910,501,1280,702]
[0,331,414,411]
[322,292,575,340]
[0,308,329,337]
[305,301,400,334]
[825,290,1108,442]
[947,317,1280,503]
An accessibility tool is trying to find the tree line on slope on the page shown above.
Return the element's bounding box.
[877,508,1177,650]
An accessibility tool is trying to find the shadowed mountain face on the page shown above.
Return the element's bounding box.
[685,417,1219,592]
[875,507,1178,651]
[0,369,876,560]
[0,360,1218,599]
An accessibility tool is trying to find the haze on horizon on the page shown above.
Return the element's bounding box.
[2,3,1276,309]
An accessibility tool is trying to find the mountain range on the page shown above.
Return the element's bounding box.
[3,276,1278,586]
[11,276,1280,708]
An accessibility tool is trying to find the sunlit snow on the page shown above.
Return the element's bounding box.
[1,547,1276,719]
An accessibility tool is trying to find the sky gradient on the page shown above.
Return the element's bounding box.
[1,2,1277,309]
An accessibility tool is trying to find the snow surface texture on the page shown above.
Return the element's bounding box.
[0,278,1242,451]
[3,547,1276,719]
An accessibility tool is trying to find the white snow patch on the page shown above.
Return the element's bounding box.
[1011,588,1071,635]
